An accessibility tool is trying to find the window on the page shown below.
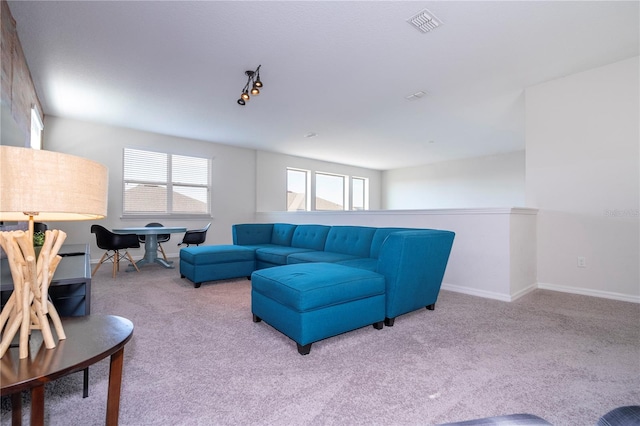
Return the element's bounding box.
[285,167,370,212]
[123,148,211,216]
[30,106,43,150]
[351,177,368,211]
[287,168,309,211]
[315,172,346,211]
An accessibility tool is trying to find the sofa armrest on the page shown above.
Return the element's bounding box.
[232,223,274,245]
[377,230,455,320]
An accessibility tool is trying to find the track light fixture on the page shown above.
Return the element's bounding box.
[237,65,263,106]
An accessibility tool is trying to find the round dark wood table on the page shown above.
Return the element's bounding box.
[1,315,134,426]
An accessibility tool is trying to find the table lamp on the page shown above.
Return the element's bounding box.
[0,146,108,358]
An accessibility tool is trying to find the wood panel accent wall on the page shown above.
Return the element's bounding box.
[1,0,43,145]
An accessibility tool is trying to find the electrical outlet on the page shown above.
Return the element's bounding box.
[577,256,586,268]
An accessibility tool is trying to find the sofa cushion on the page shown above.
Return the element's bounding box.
[180,245,254,264]
[233,223,274,245]
[323,226,376,257]
[237,243,280,252]
[256,246,314,266]
[251,263,385,312]
[271,223,297,246]
[336,257,378,272]
[370,227,413,258]
[287,251,359,264]
[290,225,330,250]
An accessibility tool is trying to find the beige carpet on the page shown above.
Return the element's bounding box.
[2,260,639,425]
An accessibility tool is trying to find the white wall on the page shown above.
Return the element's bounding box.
[42,116,257,261]
[526,56,639,302]
[382,151,525,209]
[256,150,382,212]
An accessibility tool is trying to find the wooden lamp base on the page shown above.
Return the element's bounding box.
[0,229,67,359]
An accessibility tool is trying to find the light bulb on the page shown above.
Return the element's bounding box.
[251,86,260,95]
[241,92,250,101]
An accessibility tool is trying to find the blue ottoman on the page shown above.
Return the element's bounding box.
[180,245,255,288]
[251,263,386,355]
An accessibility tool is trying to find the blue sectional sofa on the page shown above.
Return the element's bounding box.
[180,223,455,354]
[231,223,455,322]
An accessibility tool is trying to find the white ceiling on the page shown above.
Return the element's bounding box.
[8,1,639,170]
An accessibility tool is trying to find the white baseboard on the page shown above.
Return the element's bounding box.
[537,282,640,304]
[509,284,538,301]
[440,281,639,304]
[440,282,514,302]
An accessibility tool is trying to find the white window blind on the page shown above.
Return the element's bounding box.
[123,148,210,216]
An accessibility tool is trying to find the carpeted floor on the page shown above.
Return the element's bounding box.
[2,260,639,425]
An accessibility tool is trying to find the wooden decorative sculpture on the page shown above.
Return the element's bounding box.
[0,229,67,359]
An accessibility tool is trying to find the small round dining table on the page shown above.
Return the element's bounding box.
[112,226,186,269]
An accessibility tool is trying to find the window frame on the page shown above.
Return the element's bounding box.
[351,176,368,211]
[286,168,310,211]
[122,147,212,219]
[314,171,348,211]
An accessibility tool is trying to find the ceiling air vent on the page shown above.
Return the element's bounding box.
[407,9,442,33]
[405,91,427,101]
